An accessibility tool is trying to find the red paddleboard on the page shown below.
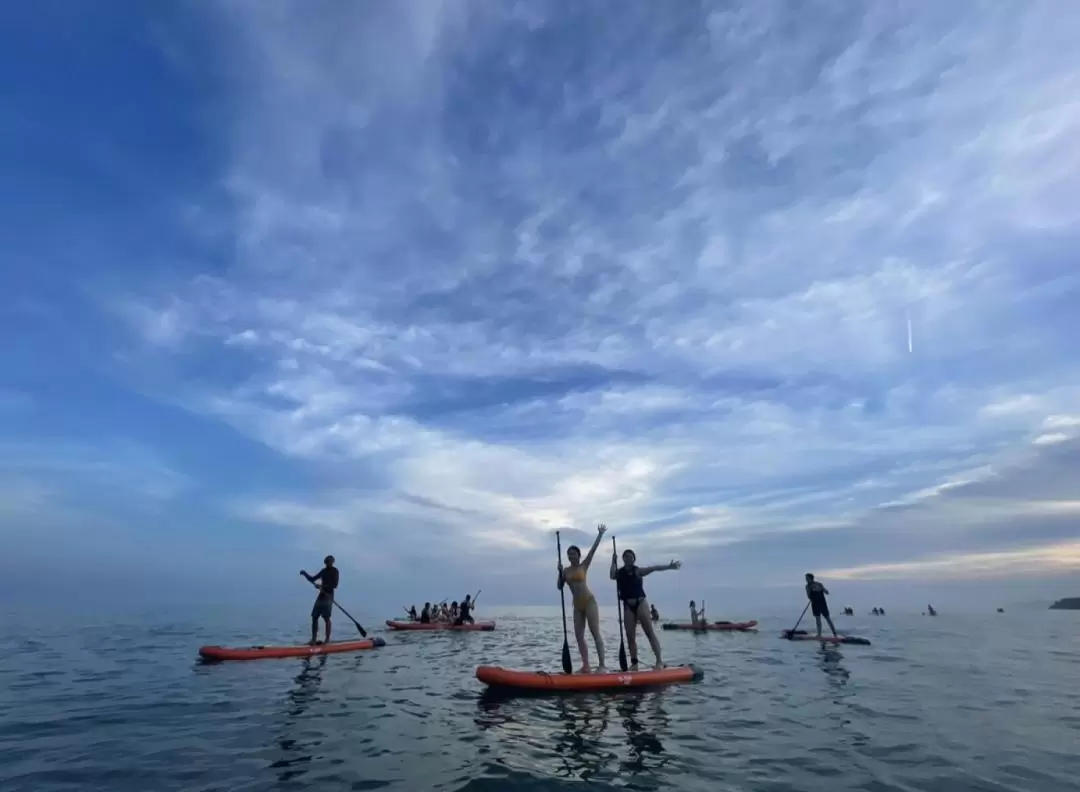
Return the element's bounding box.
[385,620,496,631]
[199,636,386,661]
[661,620,758,631]
[476,664,703,692]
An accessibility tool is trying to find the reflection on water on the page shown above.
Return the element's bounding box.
[475,688,670,783]
[271,654,328,782]
[817,645,851,687]
[553,694,611,780]
[615,692,670,776]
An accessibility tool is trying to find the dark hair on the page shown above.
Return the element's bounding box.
[805,573,814,579]
[451,601,458,608]
[567,545,581,556]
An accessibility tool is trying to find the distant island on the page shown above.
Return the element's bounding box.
[1049,598,1080,610]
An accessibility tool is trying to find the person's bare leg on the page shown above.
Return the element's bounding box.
[574,606,590,672]
[623,604,640,669]
[324,616,332,643]
[310,616,319,645]
[814,613,823,638]
[586,600,605,672]
[825,615,838,637]
[638,602,664,667]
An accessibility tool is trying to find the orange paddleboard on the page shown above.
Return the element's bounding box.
[661,620,758,631]
[476,664,703,691]
[385,620,496,631]
[199,636,386,661]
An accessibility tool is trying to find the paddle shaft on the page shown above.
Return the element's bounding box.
[613,536,628,671]
[307,578,367,637]
[786,601,811,639]
[556,531,573,674]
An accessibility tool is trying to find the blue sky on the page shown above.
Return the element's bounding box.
[3,1,1080,613]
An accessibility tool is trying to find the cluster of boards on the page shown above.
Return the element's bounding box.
[198,618,870,693]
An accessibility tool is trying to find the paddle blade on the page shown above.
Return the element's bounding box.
[561,640,573,674]
[618,641,628,672]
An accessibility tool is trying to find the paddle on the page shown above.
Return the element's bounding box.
[456,590,481,624]
[612,536,628,672]
[556,531,573,674]
[304,577,367,637]
[784,602,810,640]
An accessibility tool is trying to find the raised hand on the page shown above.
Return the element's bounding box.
[669,560,682,570]
[597,523,607,535]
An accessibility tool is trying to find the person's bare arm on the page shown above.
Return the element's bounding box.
[582,524,607,568]
[639,560,681,577]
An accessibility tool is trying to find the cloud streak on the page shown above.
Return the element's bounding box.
[6,1,1080,604]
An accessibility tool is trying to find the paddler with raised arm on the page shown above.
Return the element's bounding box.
[558,524,608,673]
[611,547,681,669]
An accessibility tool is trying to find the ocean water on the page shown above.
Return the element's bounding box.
[1,605,1078,792]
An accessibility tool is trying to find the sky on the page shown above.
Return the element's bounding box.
[2,1,1080,614]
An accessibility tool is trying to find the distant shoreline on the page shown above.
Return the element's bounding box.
[1049,597,1080,610]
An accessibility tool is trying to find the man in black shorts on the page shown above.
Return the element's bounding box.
[301,555,339,645]
[805,573,838,638]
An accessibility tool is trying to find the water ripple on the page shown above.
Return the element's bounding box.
[0,611,1078,792]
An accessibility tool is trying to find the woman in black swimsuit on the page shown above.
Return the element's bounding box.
[610,548,681,669]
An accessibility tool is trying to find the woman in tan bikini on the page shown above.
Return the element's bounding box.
[558,524,608,673]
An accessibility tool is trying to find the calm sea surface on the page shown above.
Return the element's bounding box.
[1,605,1078,792]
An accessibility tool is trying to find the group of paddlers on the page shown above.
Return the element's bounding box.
[404,594,479,626]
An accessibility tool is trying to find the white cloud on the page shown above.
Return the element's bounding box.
[99,1,1080,588]
[823,540,1080,582]
[1033,432,1071,446]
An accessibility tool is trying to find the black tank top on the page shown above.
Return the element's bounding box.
[616,567,646,601]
